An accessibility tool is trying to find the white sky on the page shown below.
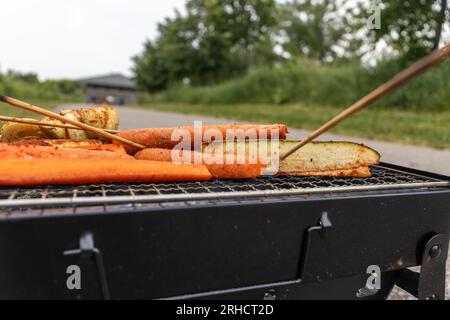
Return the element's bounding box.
[0,0,187,80]
[0,1,447,80]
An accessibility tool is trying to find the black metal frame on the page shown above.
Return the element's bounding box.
[0,163,447,212]
[0,163,448,300]
[395,234,449,300]
[63,232,111,300]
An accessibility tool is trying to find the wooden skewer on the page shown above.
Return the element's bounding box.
[281,43,450,161]
[0,115,120,134]
[0,95,146,150]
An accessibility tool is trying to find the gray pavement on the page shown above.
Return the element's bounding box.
[59,105,450,300]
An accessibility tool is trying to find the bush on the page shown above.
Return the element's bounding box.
[0,76,84,103]
[145,58,450,112]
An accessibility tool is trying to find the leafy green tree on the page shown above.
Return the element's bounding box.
[132,40,170,92]
[6,69,39,84]
[432,0,448,50]
[133,11,200,90]
[279,0,364,63]
[362,0,449,63]
[133,0,279,92]
[190,0,278,69]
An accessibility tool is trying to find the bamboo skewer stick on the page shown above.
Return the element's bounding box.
[0,115,120,134]
[0,95,146,150]
[281,43,450,161]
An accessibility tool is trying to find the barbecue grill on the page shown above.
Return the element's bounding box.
[0,163,448,300]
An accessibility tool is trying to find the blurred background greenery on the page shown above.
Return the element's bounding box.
[1,0,449,147]
[133,0,449,109]
[0,70,84,117]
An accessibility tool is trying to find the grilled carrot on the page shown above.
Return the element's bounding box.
[0,143,133,160]
[135,148,201,162]
[0,159,211,185]
[135,148,265,179]
[117,124,288,154]
[12,139,127,154]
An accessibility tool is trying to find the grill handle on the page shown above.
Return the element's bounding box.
[299,211,333,279]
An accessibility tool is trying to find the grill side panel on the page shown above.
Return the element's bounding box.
[0,190,448,299]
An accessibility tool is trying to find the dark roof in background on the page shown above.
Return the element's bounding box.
[76,73,136,89]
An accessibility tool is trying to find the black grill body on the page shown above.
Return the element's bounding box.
[0,163,448,300]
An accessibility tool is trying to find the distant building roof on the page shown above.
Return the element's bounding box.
[77,73,136,90]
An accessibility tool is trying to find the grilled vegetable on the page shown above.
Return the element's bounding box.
[117,124,288,154]
[0,120,47,142]
[62,110,89,140]
[78,106,119,139]
[1,106,120,142]
[12,139,127,154]
[135,148,265,179]
[0,159,212,186]
[293,166,372,177]
[39,117,68,139]
[203,140,381,177]
[0,143,133,160]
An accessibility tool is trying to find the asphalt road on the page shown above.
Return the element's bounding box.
[58,105,450,300]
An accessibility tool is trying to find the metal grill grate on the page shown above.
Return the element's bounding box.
[0,165,448,215]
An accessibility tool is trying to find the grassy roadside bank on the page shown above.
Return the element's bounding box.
[0,76,84,119]
[137,102,450,149]
[148,60,450,112]
[0,99,81,121]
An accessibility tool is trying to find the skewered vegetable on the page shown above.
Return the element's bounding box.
[203,140,380,177]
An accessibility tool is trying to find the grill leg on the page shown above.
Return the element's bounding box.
[396,233,449,300]
[63,232,111,300]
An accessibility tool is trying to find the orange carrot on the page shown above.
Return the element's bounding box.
[117,124,288,154]
[135,148,265,179]
[12,139,127,154]
[0,143,133,160]
[135,148,201,162]
[0,159,211,185]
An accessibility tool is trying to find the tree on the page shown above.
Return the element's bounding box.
[433,0,448,50]
[133,0,279,92]
[361,0,449,63]
[190,0,278,69]
[6,69,39,84]
[279,0,364,63]
[133,11,204,90]
[132,40,170,92]
[134,9,235,89]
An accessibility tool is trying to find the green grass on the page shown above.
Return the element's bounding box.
[0,99,84,131]
[0,75,84,122]
[0,99,69,118]
[146,59,450,112]
[137,102,450,149]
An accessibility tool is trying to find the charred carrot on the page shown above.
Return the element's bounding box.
[135,148,265,179]
[11,139,127,154]
[0,159,211,185]
[135,148,201,162]
[0,143,133,160]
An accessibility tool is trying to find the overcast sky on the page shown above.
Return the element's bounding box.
[1,1,448,80]
[0,0,187,80]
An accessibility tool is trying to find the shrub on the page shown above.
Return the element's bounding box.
[145,58,450,112]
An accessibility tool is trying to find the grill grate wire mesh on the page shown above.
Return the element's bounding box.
[0,165,448,217]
